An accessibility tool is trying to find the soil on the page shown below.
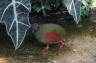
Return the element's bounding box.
[0,11,96,63]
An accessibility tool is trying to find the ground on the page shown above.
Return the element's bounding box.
[0,12,96,63]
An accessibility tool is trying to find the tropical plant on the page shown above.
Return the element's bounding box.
[81,0,93,19]
[0,0,31,49]
[31,0,62,16]
[31,0,82,23]
[0,0,91,49]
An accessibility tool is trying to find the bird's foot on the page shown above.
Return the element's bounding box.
[58,40,65,48]
[42,45,49,51]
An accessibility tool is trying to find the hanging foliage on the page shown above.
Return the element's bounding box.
[0,0,31,49]
[63,0,81,23]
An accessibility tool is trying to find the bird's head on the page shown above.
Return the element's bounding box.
[31,23,39,33]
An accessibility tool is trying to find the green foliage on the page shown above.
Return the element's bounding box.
[31,0,62,16]
[63,0,81,23]
[31,0,82,23]
[81,0,93,19]
[0,0,31,49]
[31,0,92,21]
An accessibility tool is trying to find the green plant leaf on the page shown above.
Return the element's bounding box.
[92,0,96,8]
[0,0,31,49]
[63,0,81,23]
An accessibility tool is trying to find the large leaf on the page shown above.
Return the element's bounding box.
[63,0,82,23]
[92,0,96,8]
[0,0,31,49]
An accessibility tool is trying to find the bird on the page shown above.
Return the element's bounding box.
[31,23,66,51]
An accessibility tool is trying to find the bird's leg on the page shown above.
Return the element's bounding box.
[42,44,49,51]
[58,40,65,48]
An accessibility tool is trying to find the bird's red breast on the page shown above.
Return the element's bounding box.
[45,29,61,44]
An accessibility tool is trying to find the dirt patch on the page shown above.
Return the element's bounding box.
[54,35,96,63]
